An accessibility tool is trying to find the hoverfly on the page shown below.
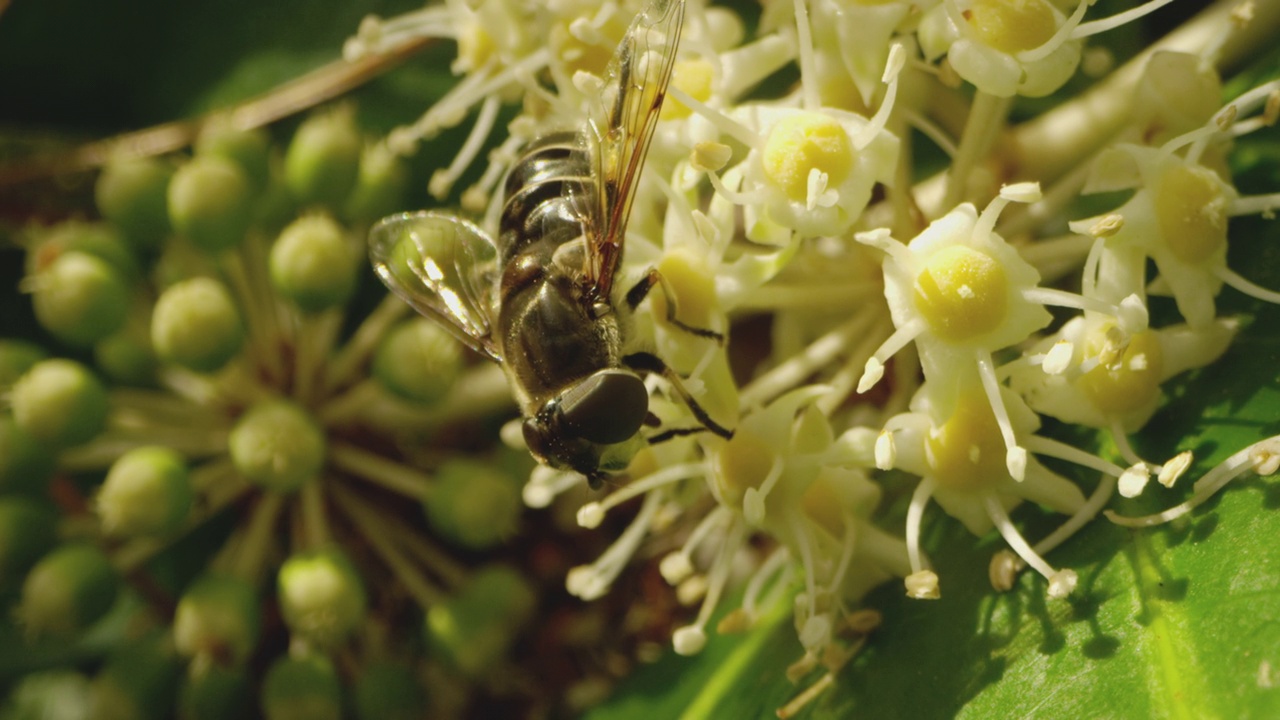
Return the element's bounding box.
[370,0,730,488]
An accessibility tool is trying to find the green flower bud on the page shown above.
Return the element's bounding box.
[179,665,251,720]
[95,155,174,252]
[95,329,159,387]
[168,155,252,253]
[151,236,219,290]
[2,672,92,719]
[425,565,536,677]
[277,547,367,648]
[98,446,192,537]
[28,221,140,282]
[229,400,325,492]
[343,142,408,226]
[0,497,58,591]
[424,459,521,550]
[195,121,271,190]
[353,661,425,720]
[19,543,119,639]
[269,214,357,313]
[284,107,361,208]
[32,251,130,347]
[12,358,109,448]
[261,655,342,720]
[173,574,261,667]
[151,277,244,373]
[0,339,48,388]
[372,318,462,405]
[0,414,56,496]
[88,633,180,720]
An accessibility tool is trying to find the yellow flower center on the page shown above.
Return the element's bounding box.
[966,0,1057,55]
[714,428,774,509]
[455,22,496,72]
[800,469,845,538]
[1079,327,1164,415]
[1154,164,1228,264]
[662,58,715,120]
[651,249,718,331]
[926,393,1007,493]
[761,113,855,203]
[913,245,1009,342]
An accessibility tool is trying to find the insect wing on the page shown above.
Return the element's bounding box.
[369,211,502,361]
[578,0,685,301]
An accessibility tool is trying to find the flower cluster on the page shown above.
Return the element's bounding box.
[1,111,551,718]
[349,0,1280,708]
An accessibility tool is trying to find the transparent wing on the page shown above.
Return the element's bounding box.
[369,211,503,362]
[578,0,685,302]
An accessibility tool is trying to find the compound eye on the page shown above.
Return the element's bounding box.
[558,369,648,445]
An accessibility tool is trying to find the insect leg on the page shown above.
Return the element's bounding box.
[623,351,733,439]
[624,268,724,343]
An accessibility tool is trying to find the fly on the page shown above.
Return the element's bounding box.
[368,0,730,488]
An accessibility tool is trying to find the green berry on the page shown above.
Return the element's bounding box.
[343,142,408,226]
[269,214,357,313]
[32,251,131,347]
[28,221,140,282]
[261,655,343,720]
[284,107,362,208]
[425,565,536,677]
[168,155,253,253]
[353,661,425,720]
[195,121,272,190]
[229,400,325,492]
[98,446,192,538]
[19,543,119,638]
[95,155,174,252]
[373,318,463,405]
[277,547,367,648]
[2,672,92,719]
[0,339,47,388]
[179,665,251,720]
[173,574,261,667]
[87,633,180,720]
[424,459,521,550]
[0,497,58,592]
[151,277,244,373]
[0,414,56,496]
[95,329,159,386]
[12,358,109,448]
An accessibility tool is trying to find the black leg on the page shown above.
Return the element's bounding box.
[624,351,734,439]
[625,268,725,343]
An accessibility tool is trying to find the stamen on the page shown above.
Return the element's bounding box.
[429,95,502,199]
[976,352,1026,481]
[855,43,906,148]
[858,318,927,393]
[567,489,665,600]
[1069,0,1177,42]
[1024,435,1127,478]
[906,477,936,574]
[667,85,762,146]
[792,0,820,111]
[673,519,746,655]
[1019,0,1088,64]
[741,546,791,621]
[740,313,872,408]
[1215,266,1280,305]
[983,492,1075,597]
[743,455,785,525]
[578,462,705,528]
[1108,436,1280,527]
